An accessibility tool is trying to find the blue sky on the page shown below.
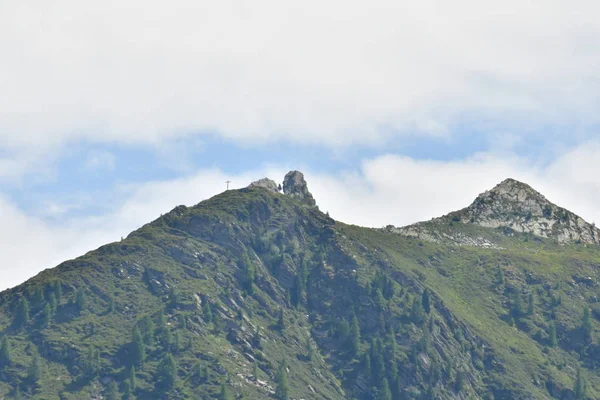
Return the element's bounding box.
[2,0,600,289]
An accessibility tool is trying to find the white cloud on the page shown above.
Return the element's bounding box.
[84,150,116,172]
[4,142,600,290]
[310,144,600,228]
[0,169,259,290]
[1,0,600,153]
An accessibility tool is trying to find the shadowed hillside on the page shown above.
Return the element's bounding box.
[0,172,599,399]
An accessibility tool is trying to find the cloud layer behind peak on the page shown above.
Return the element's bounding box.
[2,0,600,150]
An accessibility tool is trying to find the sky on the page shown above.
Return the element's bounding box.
[2,0,600,290]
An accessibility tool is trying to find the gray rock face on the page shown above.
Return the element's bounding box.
[393,178,600,246]
[248,178,279,193]
[282,171,317,207]
[461,178,600,244]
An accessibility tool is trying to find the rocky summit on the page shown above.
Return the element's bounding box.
[454,178,600,244]
[1,174,600,399]
[396,178,600,247]
[282,170,317,207]
[248,178,279,193]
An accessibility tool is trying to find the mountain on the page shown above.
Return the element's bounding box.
[1,172,600,399]
[394,178,600,247]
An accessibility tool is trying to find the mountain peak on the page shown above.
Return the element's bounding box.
[484,178,545,200]
[282,171,316,207]
[247,170,317,207]
[248,177,279,193]
[394,178,600,246]
[460,178,600,244]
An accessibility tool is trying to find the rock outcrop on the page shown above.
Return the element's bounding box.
[394,178,600,245]
[459,178,600,244]
[246,171,317,207]
[282,171,317,207]
[248,178,279,193]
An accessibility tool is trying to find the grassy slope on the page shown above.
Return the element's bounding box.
[340,221,600,398]
[0,188,345,399]
[0,187,599,399]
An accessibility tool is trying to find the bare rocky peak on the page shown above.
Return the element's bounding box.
[459,178,599,244]
[396,178,600,245]
[247,171,317,207]
[283,171,317,207]
[248,177,279,193]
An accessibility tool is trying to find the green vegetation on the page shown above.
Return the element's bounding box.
[0,185,599,399]
[575,367,588,399]
[275,360,290,400]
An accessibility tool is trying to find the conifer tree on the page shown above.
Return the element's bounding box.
[363,352,372,380]
[54,280,63,303]
[422,289,431,314]
[156,308,166,332]
[240,253,256,295]
[511,292,523,319]
[220,383,233,400]
[306,337,314,361]
[0,336,10,367]
[581,307,593,345]
[27,354,42,385]
[549,321,558,347]
[385,331,397,370]
[157,353,177,390]
[106,381,119,400]
[168,288,180,309]
[336,318,350,342]
[370,339,385,386]
[32,287,44,306]
[455,370,465,392]
[212,311,224,333]
[425,382,435,400]
[382,276,395,300]
[374,288,385,311]
[349,314,361,356]
[496,268,505,286]
[292,274,305,308]
[85,348,100,376]
[137,315,154,344]
[278,308,286,331]
[410,297,425,325]
[15,297,30,328]
[275,360,290,400]
[122,380,132,400]
[48,293,57,313]
[575,367,587,399]
[173,330,181,353]
[527,293,534,316]
[41,303,52,328]
[75,288,87,314]
[131,326,145,366]
[107,297,114,313]
[292,259,308,307]
[392,376,402,400]
[380,377,392,400]
[128,365,136,391]
[159,327,172,350]
[202,301,213,323]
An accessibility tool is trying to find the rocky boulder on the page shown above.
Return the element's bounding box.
[248,178,279,193]
[282,171,317,207]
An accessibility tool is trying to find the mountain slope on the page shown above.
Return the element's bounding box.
[395,178,600,247]
[0,173,600,399]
